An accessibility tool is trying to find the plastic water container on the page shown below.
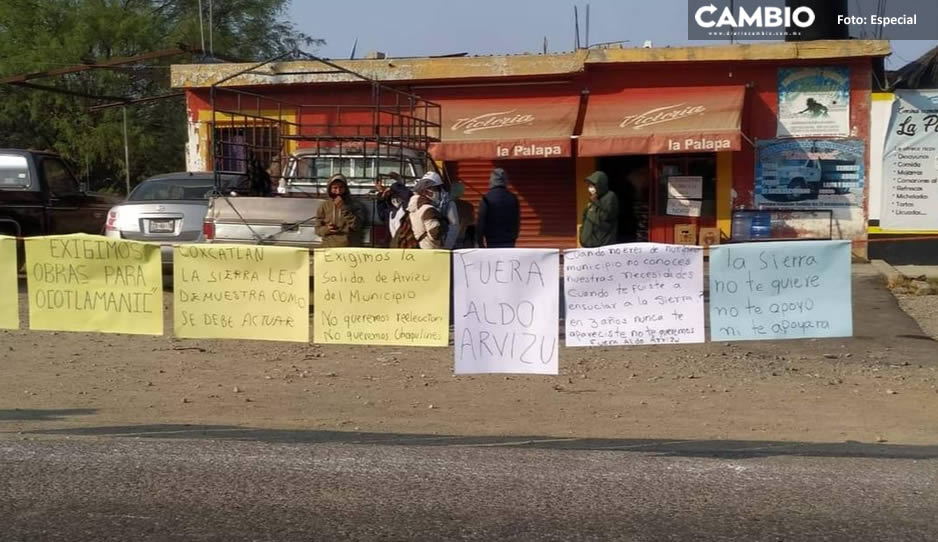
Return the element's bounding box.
[750,212,771,239]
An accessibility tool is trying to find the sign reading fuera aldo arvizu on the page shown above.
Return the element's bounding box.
[881,89,938,231]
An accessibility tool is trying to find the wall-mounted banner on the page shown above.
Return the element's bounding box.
[881,89,938,231]
[174,244,309,342]
[0,236,19,329]
[25,234,162,334]
[755,139,864,208]
[313,248,450,346]
[564,243,705,347]
[709,240,852,341]
[777,67,850,137]
[454,249,559,374]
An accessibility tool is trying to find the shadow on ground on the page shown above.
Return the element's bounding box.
[0,409,98,421]
[13,423,938,460]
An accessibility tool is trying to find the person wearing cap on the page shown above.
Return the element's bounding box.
[407,171,448,249]
[476,168,520,248]
[375,172,413,239]
[314,173,366,247]
[579,170,618,248]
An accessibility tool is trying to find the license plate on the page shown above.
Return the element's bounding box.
[149,219,175,233]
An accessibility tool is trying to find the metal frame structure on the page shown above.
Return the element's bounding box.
[208,49,441,194]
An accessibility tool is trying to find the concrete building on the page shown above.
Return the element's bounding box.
[172,40,890,254]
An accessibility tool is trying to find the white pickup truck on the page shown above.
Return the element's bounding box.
[202,147,428,251]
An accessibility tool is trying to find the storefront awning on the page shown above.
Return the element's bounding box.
[428,95,579,160]
[578,86,746,156]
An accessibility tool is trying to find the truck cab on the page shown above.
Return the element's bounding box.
[0,149,117,240]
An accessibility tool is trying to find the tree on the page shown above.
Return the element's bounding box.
[0,0,322,192]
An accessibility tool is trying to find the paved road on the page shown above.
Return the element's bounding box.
[1,434,936,541]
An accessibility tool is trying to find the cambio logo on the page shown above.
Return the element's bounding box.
[694,3,815,29]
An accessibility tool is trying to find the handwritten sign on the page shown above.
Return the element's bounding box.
[564,243,704,347]
[25,234,162,334]
[0,236,18,329]
[709,240,852,341]
[667,176,703,199]
[174,244,309,342]
[313,248,450,346]
[454,249,559,374]
[666,198,702,217]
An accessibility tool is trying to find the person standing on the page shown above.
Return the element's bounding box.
[476,168,520,248]
[579,170,619,248]
[449,181,476,248]
[407,172,447,249]
[314,174,366,247]
[375,173,413,239]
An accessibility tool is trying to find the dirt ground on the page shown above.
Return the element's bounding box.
[2,264,937,445]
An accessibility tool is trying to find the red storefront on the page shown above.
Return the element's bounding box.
[173,40,887,253]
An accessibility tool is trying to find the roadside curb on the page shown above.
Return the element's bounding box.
[871,259,903,286]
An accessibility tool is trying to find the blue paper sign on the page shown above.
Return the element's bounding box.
[709,241,852,341]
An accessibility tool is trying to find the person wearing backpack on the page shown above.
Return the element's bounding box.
[406,172,448,249]
[476,168,520,248]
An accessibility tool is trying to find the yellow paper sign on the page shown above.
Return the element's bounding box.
[313,248,450,346]
[0,236,19,329]
[25,234,163,334]
[173,244,309,342]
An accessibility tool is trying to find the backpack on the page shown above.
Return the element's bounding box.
[391,209,420,249]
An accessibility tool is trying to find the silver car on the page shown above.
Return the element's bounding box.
[104,172,245,271]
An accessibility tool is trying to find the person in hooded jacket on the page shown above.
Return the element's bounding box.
[314,174,366,247]
[579,170,619,248]
[476,168,520,248]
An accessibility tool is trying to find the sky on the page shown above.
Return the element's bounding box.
[288,0,935,70]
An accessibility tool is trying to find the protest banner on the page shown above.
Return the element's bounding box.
[564,243,704,347]
[454,249,559,374]
[25,234,162,334]
[0,236,18,329]
[174,244,309,342]
[313,248,450,346]
[709,240,852,341]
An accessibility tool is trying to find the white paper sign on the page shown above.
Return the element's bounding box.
[667,198,702,217]
[667,176,703,199]
[454,249,559,374]
[564,243,705,347]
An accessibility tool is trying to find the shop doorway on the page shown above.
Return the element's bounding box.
[598,153,718,244]
[597,155,652,243]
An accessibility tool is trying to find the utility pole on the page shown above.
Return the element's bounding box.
[122,106,131,195]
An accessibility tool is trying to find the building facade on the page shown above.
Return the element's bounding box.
[172,40,889,255]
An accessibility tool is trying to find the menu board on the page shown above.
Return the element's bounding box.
[881,90,938,231]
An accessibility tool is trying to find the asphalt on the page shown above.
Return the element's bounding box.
[1,436,936,541]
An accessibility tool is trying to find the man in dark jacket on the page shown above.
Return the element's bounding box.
[314,174,366,247]
[579,170,618,248]
[476,168,520,248]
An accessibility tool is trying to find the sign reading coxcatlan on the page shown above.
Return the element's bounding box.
[25,234,163,335]
[313,248,450,347]
[0,235,19,329]
[173,244,309,342]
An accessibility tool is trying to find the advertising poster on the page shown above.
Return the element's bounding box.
[755,139,864,209]
[777,67,850,137]
[881,89,938,231]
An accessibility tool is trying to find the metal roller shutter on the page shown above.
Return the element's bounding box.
[447,159,577,249]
